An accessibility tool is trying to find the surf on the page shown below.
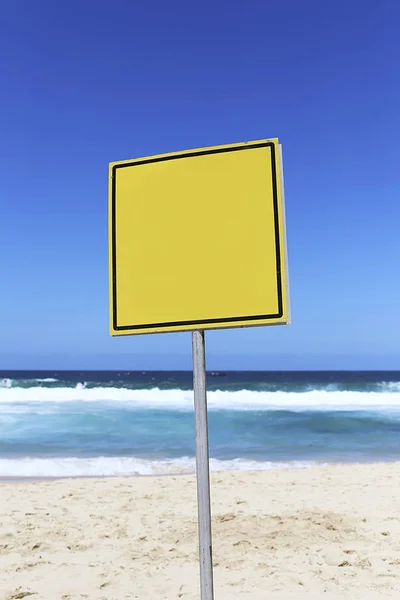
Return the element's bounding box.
[0,386,400,411]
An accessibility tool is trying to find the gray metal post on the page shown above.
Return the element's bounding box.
[192,330,214,600]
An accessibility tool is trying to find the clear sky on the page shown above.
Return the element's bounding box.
[0,0,398,370]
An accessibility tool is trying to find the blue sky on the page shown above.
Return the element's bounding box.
[0,0,398,370]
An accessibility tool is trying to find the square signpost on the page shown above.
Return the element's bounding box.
[109,139,289,600]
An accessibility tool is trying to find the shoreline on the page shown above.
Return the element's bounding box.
[1,458,399,484]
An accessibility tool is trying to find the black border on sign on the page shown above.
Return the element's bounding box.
[111,141,283,331]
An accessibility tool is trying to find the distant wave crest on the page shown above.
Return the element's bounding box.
[0,386,400,410]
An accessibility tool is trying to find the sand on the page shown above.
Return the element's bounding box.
[1,463,400,600]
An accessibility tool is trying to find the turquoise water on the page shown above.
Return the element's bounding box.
[0,370,400,477]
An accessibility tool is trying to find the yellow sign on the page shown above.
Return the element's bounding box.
[109,139,289,335]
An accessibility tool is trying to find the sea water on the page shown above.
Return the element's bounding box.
[0,370,400,478]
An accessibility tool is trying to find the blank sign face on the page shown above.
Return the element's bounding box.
[109,139,289,335]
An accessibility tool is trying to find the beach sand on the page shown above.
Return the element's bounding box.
[1,463,400,599]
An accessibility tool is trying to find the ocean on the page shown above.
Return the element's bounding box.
[0,370,400,478]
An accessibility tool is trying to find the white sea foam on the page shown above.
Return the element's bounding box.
[377,381,400,393]
[0,378,12,388]
[0,386,399,411]
[0,456,320,478]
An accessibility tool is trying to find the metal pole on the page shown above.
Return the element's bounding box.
[192,330,214,600]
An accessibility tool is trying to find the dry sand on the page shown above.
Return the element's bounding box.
[1,463,400,599]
